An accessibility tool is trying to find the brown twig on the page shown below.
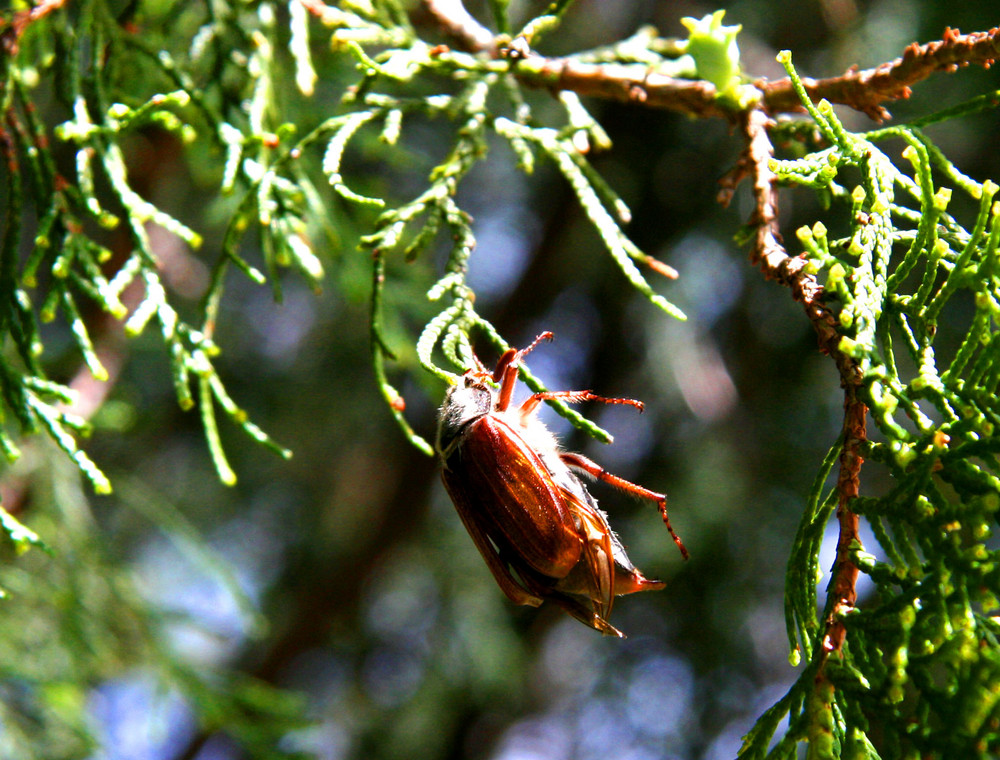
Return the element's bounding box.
[732,107,833,332]
[0,0,69,56]
[423,1,998,124]
[421,0,497,55]
[736,104,865,665]
[761,26,1000,121]
[421,0,729,120]
[825,392,865,656]
[518,57,729,119]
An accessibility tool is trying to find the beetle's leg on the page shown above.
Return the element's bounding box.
[493,332,554,411]
[518,390,644,422]
[492,332,554,384]
[560,452,690,560]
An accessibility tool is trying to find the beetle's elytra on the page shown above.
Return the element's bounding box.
[436,332,687,637]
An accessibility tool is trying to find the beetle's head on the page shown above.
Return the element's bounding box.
[435,373,495,458]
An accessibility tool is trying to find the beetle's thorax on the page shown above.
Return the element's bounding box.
[435,375,495,457]
[501,404,559,460]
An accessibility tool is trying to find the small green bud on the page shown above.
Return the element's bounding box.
[680,10,743,96]
[882,392,898,416]
[866,363,887,380]
[914,495,934,518]
[97,212,120,230]
[892,441,916,468]
[887,683,905,704]
[852,546,877,573]
[152,111,182,132]
[20,67,39,88]
[870,195,889,215]
[968,543,988,561]
[933,187,952,211]
[838,335,860,358]
[839,305,854,329]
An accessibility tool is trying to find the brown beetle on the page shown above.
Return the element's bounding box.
[436,332,687,637]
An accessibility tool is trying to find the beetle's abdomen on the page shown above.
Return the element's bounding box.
[449,415,583,579]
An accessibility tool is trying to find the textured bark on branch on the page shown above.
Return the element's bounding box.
[423,0,999,123]
[0,0,68,55]
[733,106,867,665]
[760,26,1000,120]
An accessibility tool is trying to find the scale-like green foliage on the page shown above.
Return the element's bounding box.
[738,53,1000,760]
[1,0,683,475]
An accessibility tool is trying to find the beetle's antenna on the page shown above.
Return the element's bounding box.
[470,351,488,376]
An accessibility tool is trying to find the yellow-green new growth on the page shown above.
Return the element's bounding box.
[680,10,750,105]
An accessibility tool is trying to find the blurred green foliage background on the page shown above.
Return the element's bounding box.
[2,1,1000,758]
